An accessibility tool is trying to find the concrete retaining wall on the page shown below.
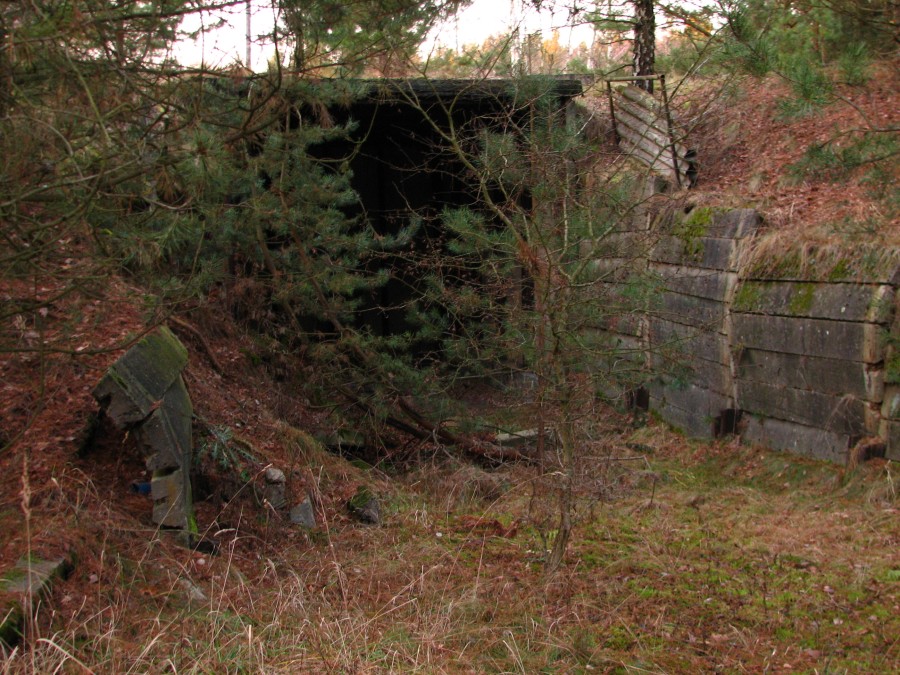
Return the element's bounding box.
[598,205,899,463]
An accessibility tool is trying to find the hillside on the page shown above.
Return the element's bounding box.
[1,70,898,672]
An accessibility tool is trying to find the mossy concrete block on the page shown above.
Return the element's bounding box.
[743,416,849,463]
[732,281,893,323]
[652,235,739,271]
[737,349,882,401]
[705,208,762,239]
[93,327,188,426]
[93,327,195,533]
[736,380,867,435]
[1,556,73,647]
[651,209,760,271]
[732,314,882,363]
[653,400,716,438]
[664,207,760,240]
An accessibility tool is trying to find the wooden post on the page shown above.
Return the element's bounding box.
[606,80,620,145]
[658,74,682,189]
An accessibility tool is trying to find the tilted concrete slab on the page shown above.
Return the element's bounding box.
[92,327,188,426]
[93,327,195,532]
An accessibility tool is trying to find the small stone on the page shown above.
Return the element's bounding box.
[264,481,287,510]
[176,578,207,603]
[290,497,316,529]
[264,467,286,484]
[348,486,381,525]
[89,574,99,584]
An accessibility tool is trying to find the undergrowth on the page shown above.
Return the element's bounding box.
[3,431,898,673]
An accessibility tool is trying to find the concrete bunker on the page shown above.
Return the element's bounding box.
[310,77,584,337]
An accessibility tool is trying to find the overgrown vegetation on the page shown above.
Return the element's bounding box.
[1,1,898,669]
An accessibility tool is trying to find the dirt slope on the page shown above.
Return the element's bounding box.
[1,68,898,671]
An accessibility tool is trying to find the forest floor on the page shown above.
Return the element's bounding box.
[1,67,899,672]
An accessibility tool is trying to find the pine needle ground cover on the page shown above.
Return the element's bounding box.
[4,417,897,673]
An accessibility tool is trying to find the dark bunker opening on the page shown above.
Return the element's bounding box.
[311,78,584,340]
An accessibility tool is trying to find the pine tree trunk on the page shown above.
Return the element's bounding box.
[633,0,655,93]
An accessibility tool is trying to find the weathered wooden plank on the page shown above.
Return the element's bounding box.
[616,125,687,177]
[736,348,882,401]
[732,314,883,363]
[618,85,667,114]
[743,416,849,463]
[652,234,740,271]
[614,103,688,158]
[733,281,893,323]
[736,380,868,435]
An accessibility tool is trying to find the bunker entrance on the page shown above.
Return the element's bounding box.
[311,78,584,341]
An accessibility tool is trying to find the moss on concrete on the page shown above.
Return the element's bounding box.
[787,283,816,315]
[733,282,765,312]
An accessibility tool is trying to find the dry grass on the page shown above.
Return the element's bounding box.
[2,424,898,674]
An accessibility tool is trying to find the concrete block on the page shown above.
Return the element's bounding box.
[706,209,762,239]
[92,327,188,426]
[652,263,736,301]
[137,377,193,472]
[649,318,730,366]
[656,290,727,329]
[732,281,893,323]
[652,352,733,396]
[593,312,644,337]
[732,314,882,363]
[649,380,733,420]
[882,387,900,420]
[736,380,867,435]
[878,419,900,461]
[151,469,189,529]
[652,235,739,271]
[743,416,849,463]
[736,349,880,400]
[592,231,657,260]
[653,400,717,438]
[1,557,73,647]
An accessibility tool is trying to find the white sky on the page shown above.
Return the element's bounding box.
[173,0,595,71]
